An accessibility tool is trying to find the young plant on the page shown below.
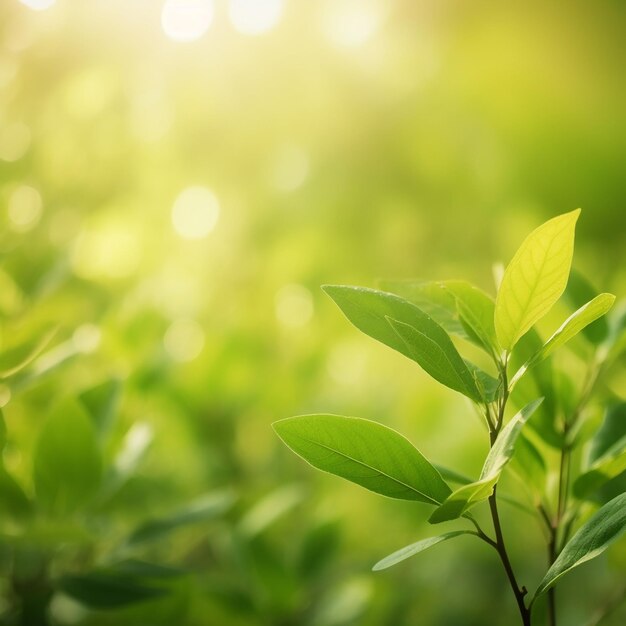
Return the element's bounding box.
[274,209,626,625]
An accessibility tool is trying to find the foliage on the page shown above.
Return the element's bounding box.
[275,211,626,625]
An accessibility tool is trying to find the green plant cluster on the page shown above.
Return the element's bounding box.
[275,210,626,625]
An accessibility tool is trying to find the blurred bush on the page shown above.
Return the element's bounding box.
[0,1,624,624]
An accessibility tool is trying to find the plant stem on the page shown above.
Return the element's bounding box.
[547,529,557,626]
[489,486,532,626]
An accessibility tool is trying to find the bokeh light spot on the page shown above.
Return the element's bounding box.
[72,324,102,354]
[8,185,43,233]
[275,284,314,328]
[161,0,214,42]
[228,0,283,36]
[73,218,142,280]
[18,0,56,11]
[164,318,205,362]
[171,186,220,240]
[322,0,383,48]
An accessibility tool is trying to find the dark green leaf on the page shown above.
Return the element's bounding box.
[323,285,482,402]
[533,493,626,600]
[59,571,169,609]
[273,414,451,504]
[0,326,58,378]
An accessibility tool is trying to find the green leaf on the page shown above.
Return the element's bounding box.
[59,569,171,609]
[444,281,498,355]
[0,326,58,378]
[429,399,542,523]
[0,466,33,520]
[509,330,561,448]
[273,414,451,504]
[372,531,472,571]
[323,285,482,402]
[433,465,472,486]
[510,433,546,495]
[510,293,616,388]
[565,269,610,345]
[127,489,236,546]
[533,493,626,600]
[33,398,103,516]
[378,280,467,338]
[78,379,123,439]
[495,210,580,352]
[573,440,626,499]
[380,280,497,354]
[589,403,626,464]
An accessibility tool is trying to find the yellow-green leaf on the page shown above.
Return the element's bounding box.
[495,210,580,352]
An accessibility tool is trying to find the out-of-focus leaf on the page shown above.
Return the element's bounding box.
[78,378,122,439]
[510,433,546,495]
[127,490,236,546]
[323,285,482,402]
[296,519,341,579]
[33,398,102,515]
[373,531,472,571]
[0,409,5,451]
[509,330,561,448]
[0,466,33,520]
[273,414,451,504]
[58,570,170,609]
[565,269,610,345]
[589,403,626,464]
[238,485,303,537]
[573,438,626,499]
[0,326,58,378]
[104,422,154,496]
[429,399,542,523]
[495,210,580,351]
[510,293,615,388]
[434,465,472,486]
[533,493,626,600]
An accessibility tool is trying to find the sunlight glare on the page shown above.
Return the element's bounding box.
[161,0,214,42]
[171,186,220,240]
[18,0,56,11]
[228,0,283,36]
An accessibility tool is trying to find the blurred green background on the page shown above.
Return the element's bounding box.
[0,1,625,625]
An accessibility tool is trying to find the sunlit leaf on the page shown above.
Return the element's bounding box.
[510,293,615,389]
[429,399,542,523]
[273,414,451,504]
[373,531,473,571]
[495,210,580,352]
[533,493,626,600]
[33,398,103,515]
